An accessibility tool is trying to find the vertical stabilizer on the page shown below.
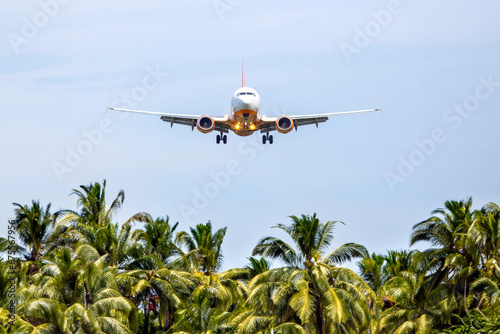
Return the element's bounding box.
[242,60,245,87]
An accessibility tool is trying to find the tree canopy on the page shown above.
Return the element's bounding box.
[2,181,499,333]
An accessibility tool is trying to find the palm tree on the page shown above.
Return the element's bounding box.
[244,263,372,333]
[169,294,237,334]
[56,179,151,229]
[456,202,500,314]
[174,221,226,275]
[171,222,254,333]
[253,214,367,269]
[39,247,84,306]
[0,260,17,311]
[168,265,250,334]
[11,200,54,261]
[62,246,139,334]
[383,250,418,280]
[410,198,475,273]
[12,291,138,334]
[358,252,386,292]
[251,213,371,333]
[116,266,195,333]
[375,271,453,334]
[410,198,482,315]
[10,244,139,333]
[58,179,124,227]
[128,216,180,265]
[55,180,151,257]
[469,202,500,274]
[246,257,271,278]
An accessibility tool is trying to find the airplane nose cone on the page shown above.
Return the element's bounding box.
[237,96,255,109]
[240,95,254,103]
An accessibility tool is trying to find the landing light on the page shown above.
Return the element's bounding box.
[235,124,240,130]
[250,124,256,130]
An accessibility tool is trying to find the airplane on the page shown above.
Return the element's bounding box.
[108,61,380,144]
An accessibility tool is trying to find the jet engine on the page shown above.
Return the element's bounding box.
[275,115,294,134]
[196,115,215,133]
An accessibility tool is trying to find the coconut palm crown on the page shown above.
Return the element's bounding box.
[253,213,368,268]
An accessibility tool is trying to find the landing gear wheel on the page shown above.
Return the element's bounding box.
[269,135,273,144]
[222,135,227,144]
[216,135,221,144]
[262,135,267,144]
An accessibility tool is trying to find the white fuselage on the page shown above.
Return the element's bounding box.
[230,87,262,136]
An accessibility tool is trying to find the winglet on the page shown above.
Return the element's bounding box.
[377,91,385,116]
[104,89,115,114]
[242,60,245,87]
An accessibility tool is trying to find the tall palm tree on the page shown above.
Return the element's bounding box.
[251,213,371,334]
[58,179,123,227]
[170,267,250,334]
[174,221,226,275]
[172,222,253,333]
[244,262,372,333]
[55,180,151,257]
[469,202,500,273]
[56,179,151,229]
[460,202,500,314]
[253,214,367,269]
[129,216,180,265]
[11,200,54,261]
[410,198,482,314]
[410,198,475,270]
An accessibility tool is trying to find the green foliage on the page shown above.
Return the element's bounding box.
[250,214,372,333]
[436,311,500,333]
[6,183,500,334]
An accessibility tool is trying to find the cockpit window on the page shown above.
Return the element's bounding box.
[237,92,254,96]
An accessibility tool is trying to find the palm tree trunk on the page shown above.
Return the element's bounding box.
[315,298,325,334]
[464,278,469,315]
[143,292,151,334]
[162,303,173,330]
[143,310,150,334]
[83,279,91,310]
[32,248,42,261]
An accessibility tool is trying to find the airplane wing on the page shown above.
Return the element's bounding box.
[108,106,231,133]
[258,108,379,132]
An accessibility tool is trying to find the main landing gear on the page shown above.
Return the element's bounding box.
[262,133,273,144]
[216,134,227,144]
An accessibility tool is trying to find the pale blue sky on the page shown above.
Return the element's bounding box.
[1,1,499,271]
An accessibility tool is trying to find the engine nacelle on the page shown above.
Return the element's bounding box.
[196,115,215,133]
[275,115,294,134]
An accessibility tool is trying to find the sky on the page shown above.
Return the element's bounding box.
[1,1,499,272]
